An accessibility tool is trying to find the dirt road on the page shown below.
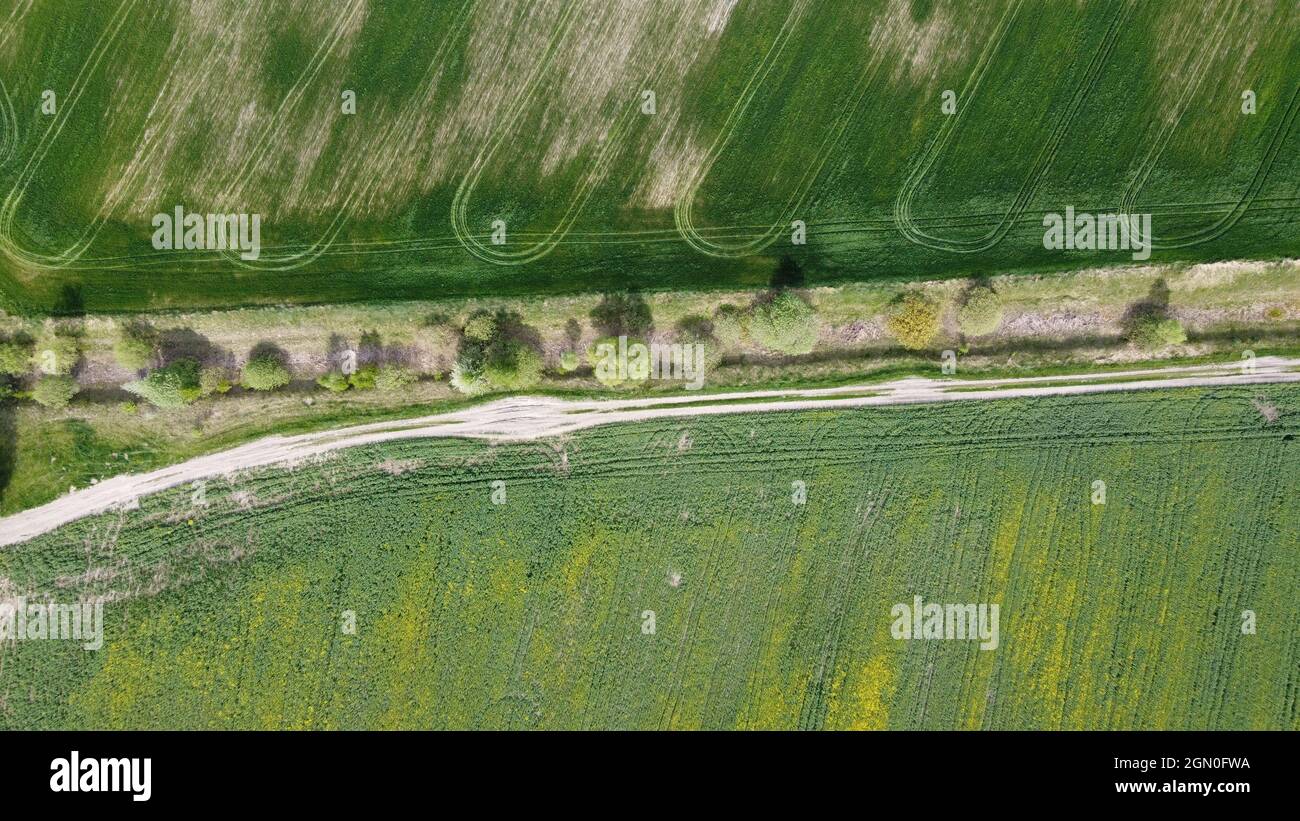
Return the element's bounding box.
[2,356,1296,547]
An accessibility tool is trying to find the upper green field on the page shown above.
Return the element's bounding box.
[2,384,1296,729]
[0,0,1297,314]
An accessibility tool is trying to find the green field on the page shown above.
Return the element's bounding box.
[2,385,1296,729]
[1,0,1298,314]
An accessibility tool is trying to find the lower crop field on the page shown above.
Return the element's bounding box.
[1,385,1297,729]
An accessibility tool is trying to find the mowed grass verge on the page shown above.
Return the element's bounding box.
[1,384,1296,729]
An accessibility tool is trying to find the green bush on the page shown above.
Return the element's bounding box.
[748,292,819,355]
[31,332,79,376]
[374,365,419,393]
[113,323,159,370]
[31,375,78,409]
[483,346,542,392]
[558,350,580,372]
[199,366,233,396]
[711,304,748,349]
[449,361,487,395]
[958,286,1003,337]
[462,313,497,343]
[316,371,351,392]
[0,340,31,376]
[242,355,291,391]
[674,318,724,374]
[348,364,378,391]
[123,358,201,408]
[885,292,942,350]
[1129,316,1186,349]
[451,311,544,395]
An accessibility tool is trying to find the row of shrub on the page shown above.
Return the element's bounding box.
[0,327,297,409]
[0,281,1189,410]
[881,283,1185,352]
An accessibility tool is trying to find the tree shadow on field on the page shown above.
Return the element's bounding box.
[564,318,583,348]
[1120,278,1172,337]
[328,330,417,368]
[676,314,714,338]
[358,330,384,365]
[247,341,289,366]
[959,274,997,300]
[590,291,653,338]
[496,311,543,351]
[769,255,805,290]
[326,333,349,368]
[161,328,230,368]
[325,331,380,365]
[456,309,543,350]
[52,283,85,317]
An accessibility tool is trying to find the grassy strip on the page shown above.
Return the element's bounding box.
[6,343,1298,517]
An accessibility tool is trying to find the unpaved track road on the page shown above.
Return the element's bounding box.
[2,357,1297,547]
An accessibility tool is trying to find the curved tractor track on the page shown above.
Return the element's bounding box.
[214,0,371,272]
[221,0,477,273]
[448,5,685,266]
[0,0,32,165]
[892,0,1131,254]
[1119,40,1300,250]
[35,193,1300,274]
[0,0,1293,281]
[0,0,141,271]
[671,0,817,259]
